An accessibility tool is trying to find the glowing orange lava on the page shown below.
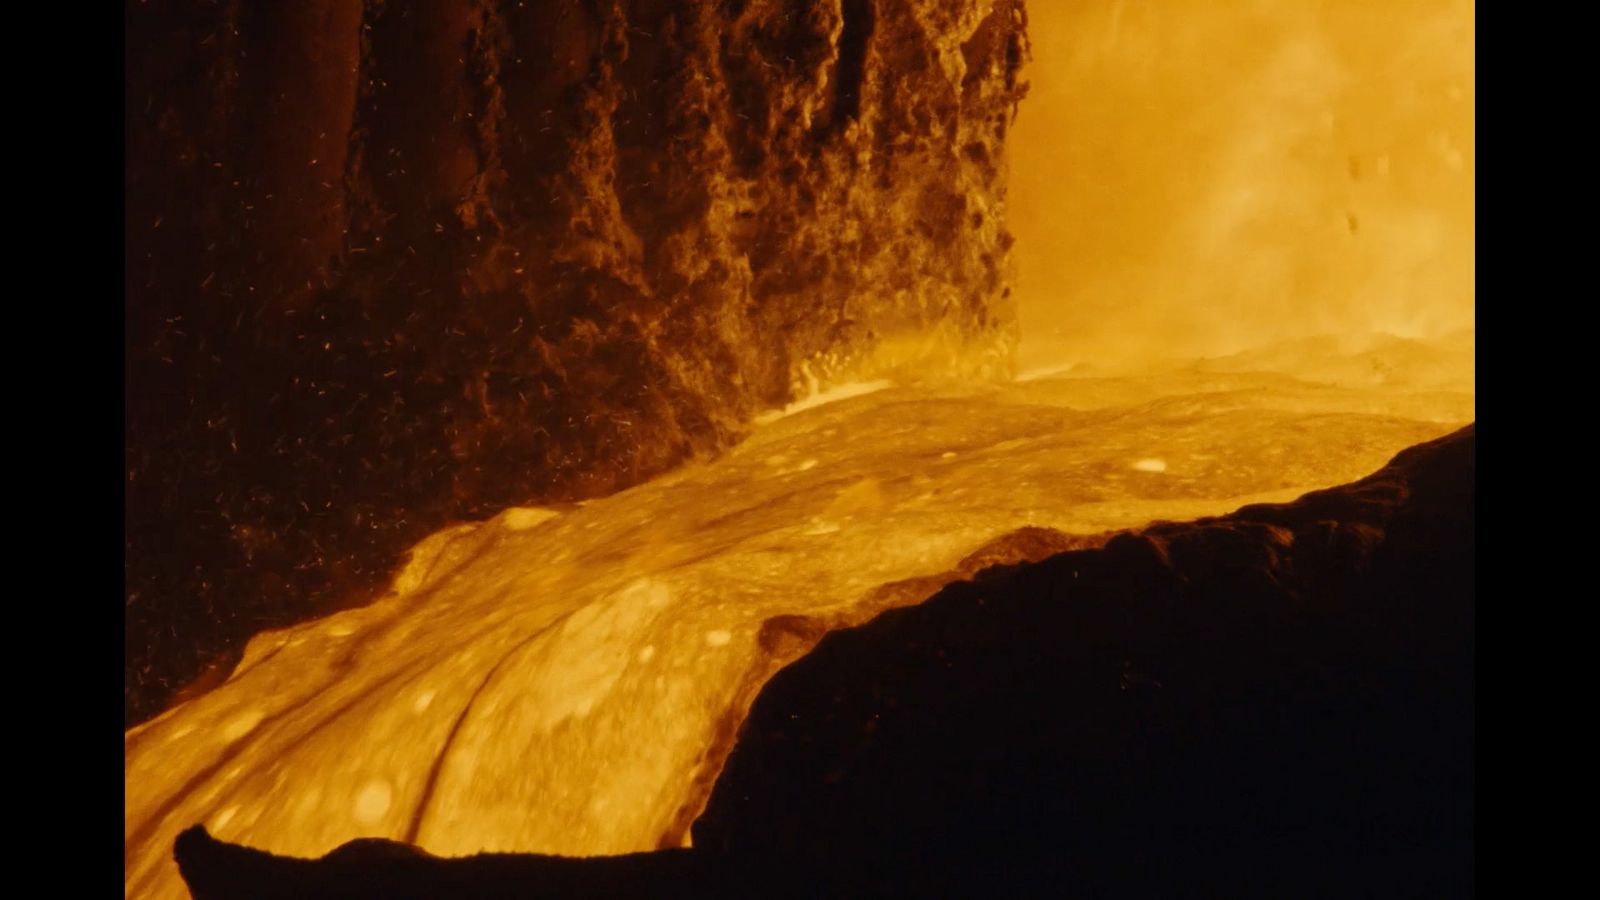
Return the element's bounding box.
[126,3,1473,896]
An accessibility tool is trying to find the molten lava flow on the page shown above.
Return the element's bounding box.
[125,334,1471,900]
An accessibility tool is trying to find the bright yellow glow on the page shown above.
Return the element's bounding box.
[1011,0,1474,367]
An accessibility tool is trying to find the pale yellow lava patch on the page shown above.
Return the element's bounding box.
[704,630,732,648]
[502,507,561,531]
[295,787,323,815]
[353,780,393,825]
[220,709,263,742]
[1132,458,1169,473]
[413,689,436,714]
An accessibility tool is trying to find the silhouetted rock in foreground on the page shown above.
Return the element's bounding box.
[173,826,712,900]
[176,425,1474,898]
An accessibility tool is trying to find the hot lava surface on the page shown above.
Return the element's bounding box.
[126,332,1471,899]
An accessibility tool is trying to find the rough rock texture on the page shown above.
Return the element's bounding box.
[126,0,1030,724]
[173,425,1475,898]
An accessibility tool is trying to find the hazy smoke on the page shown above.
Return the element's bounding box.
[1009,0,1474,367]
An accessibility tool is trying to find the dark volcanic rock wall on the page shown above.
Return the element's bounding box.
[125,0,1030,724]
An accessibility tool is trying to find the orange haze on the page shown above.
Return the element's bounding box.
[1010,0,1474,368]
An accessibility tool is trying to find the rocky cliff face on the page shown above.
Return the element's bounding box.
[125,0,1030,724]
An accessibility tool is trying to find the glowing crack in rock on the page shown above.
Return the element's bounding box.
[125,337,1471,900]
